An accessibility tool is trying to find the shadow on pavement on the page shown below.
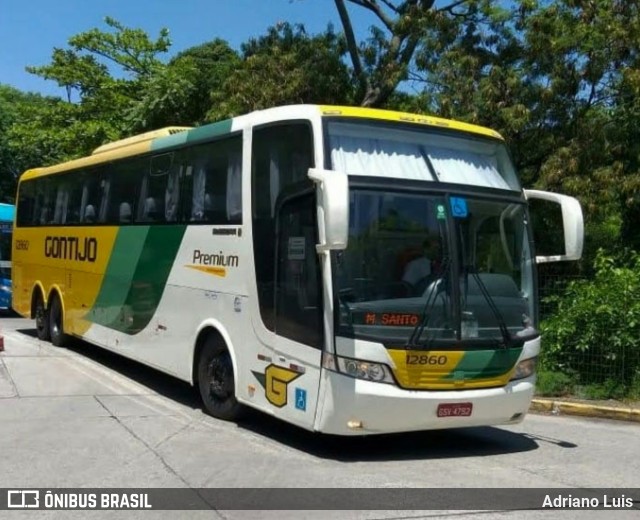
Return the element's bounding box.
[13,326,575,461]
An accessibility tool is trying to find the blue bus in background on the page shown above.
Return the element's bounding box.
[0,203,14,310]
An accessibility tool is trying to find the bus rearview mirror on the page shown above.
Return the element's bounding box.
[308,168,348,251]
[524,189,584,263]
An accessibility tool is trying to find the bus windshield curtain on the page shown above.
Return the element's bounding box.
[426,147,509,189]
[330,133,510,190]
[330,135,434,181]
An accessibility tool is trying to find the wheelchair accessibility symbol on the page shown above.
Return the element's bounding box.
[450,197,468,218]
[295,388,307,411]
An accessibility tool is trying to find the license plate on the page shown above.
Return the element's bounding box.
[437,402,473,418]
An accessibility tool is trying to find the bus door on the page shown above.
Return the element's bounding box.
[250,123,324,430]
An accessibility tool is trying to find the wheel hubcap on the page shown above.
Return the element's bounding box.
[36,307,45,331]
[207,354,232,401]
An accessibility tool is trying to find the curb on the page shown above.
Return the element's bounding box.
[530,398,640,423]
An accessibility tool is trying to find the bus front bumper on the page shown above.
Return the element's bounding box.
[315,370,535,436]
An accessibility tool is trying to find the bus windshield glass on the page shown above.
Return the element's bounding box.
[333,189,536,346]
[327,121,520,191]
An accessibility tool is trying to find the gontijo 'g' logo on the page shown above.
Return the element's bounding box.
[252,365,302,407]
[186,249,239,277]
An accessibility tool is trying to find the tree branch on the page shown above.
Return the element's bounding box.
[334,0,365,83]
[378,0,400,13]
[346,0,395,31]
[438,0,470,14]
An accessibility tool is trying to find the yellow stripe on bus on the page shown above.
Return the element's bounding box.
[319,105,504,140]
[185,265,227,277]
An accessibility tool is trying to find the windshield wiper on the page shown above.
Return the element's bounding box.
[466,268,512,348]
[406,256,451,349]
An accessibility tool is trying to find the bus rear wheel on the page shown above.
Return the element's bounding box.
[48,295,68,348]
[197,337,243,421]
[34,294,50,342]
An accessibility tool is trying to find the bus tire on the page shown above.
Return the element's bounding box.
[197,336,244,421]
[48,295,68,348]
[34,293,50,342]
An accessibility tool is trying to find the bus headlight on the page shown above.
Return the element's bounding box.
[510,357,538,381]
[322,353,394,384]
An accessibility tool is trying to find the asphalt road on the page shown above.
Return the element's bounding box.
[0,313,638,519]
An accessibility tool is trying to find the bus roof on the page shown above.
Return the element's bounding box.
[0,203,15,222]
[19,105,504,181]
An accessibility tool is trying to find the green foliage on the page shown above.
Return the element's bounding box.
[208,23,353,120]
[541,250,640,398]
[535,370,575,397]
[0,85,68,201]
[411,0,640,258]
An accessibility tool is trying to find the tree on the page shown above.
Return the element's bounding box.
[333,0,480,107]
[0,85,35,200]
[21,16,183,152]
[410,0,640,257]
[208,23,353,120]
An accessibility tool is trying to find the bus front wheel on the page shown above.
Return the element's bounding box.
[34,294,50,342]
[48,295,68,348]
[197,336,244,421]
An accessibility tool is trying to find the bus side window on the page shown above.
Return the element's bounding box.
[65,173,84,225]
[17,181,36,226]
[79,170,106,224]
[105,159,144,225]
[137,153,172,223]
[35,178,55,225]
[182,136,242,224]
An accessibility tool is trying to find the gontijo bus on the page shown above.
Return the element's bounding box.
[0,203,15,310]
[12,105,583,435]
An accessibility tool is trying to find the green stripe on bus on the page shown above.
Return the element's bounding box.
[106,225,186,334]
[445,347,523,380]
[85,227,150,327]
[185,119,233,143]
[151,119,233,151]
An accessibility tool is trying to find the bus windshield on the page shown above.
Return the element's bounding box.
[333,189,536,346]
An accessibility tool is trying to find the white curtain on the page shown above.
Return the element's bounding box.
[330,135,434,181]
[226,151,242,221]
[427,147,509,189]
[329,125,512,190]
[269,149,280,216]
[165,169,180,222]
[192,164,206,220]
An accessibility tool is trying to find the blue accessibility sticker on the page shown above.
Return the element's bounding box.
[295,388,307,411]
[450,197,468,218]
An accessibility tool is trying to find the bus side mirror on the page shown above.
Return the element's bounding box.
[524,189,584,263]
[308,168,348,251]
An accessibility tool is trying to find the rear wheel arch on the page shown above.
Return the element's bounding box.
[46,288,68,347]
[31,283,50,341]
[191,324,238,386]
[192,324,244,421]
[30,283,47,319]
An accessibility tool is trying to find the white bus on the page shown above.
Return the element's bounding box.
[12,105,583,435]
